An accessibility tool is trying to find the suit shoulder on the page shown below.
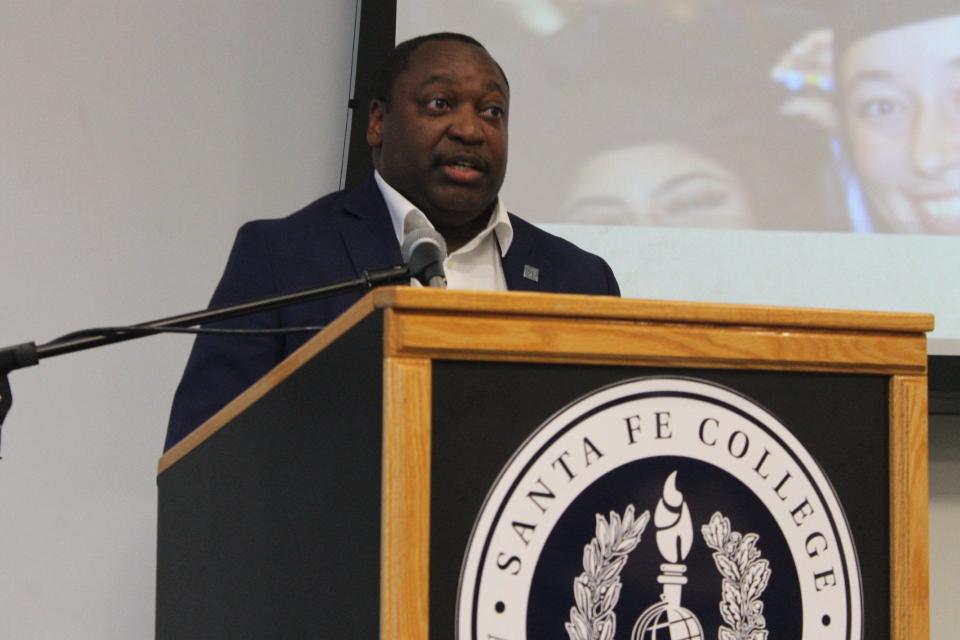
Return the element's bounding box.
[508,213,603,262]
[236,188,350,238]
[508,213,621,296]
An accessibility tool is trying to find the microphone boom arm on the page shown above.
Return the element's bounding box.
[0,263,411,439]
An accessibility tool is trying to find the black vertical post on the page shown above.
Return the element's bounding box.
[344,0,397,190]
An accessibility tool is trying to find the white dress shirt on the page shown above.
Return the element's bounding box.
[374,170,513,291]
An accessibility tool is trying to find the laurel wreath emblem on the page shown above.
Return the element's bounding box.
[701,512,772,640]
[565,505,650,640]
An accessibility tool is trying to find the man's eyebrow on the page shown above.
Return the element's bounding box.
[486,79,508,96]
[418,74,508,96]
[419,73,457,88]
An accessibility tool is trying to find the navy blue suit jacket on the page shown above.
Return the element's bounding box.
[165,176,619,450]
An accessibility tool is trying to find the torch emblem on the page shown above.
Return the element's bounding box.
[564,470,772,640]
[630,471,705,640]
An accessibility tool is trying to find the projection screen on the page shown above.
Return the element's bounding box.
[395,1,960,350]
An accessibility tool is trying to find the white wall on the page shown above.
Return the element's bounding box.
[0,2,356,637]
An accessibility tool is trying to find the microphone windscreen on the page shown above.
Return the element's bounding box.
[401,227,448,288]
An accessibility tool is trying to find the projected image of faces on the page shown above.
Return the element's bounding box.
[562,143,755,228]
[461,1,960,234]
[513,3,960,235]
[772,11,960,234]
[519,2,836,232]
[840,15,960,234]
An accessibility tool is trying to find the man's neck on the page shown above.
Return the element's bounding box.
[373,170,499,253]
[429,206,496,253]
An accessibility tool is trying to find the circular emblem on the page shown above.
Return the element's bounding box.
[457,377,862,639]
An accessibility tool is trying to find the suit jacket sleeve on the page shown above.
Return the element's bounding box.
[165,221,286,450]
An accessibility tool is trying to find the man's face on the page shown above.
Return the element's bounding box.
[367,40,509,242]
[841,15,960,233]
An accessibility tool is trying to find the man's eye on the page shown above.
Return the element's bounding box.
[483,105,505,119]
[426,97,450,111]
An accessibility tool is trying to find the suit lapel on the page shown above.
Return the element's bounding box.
[337,176,403,275]
[501,214,552,292]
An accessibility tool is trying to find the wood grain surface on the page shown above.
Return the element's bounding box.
[381,357,432,640]
[890,375,930,640]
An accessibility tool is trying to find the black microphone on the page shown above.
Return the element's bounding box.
[402,227,448,288]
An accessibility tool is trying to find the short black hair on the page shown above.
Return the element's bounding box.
[373,32,509,108]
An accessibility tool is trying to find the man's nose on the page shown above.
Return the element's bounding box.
[447,107,485,144]
[912,104,960,177]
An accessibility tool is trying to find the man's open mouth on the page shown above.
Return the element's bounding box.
[439,155,487,183]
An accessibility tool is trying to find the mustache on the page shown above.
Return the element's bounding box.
[434,152,489,172]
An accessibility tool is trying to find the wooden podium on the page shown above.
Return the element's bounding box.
[156,288,931,640]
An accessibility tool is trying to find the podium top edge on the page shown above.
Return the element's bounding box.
[363,287,935,334]
[157,288,932,475]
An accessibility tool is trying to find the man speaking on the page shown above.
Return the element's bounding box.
[165,32,620,450]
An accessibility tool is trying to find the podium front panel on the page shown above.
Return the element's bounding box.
[156,315,385,639]
[430,361,890,640]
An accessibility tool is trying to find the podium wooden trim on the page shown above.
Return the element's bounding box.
[382,356,432,640]
[158,288,932,640]
[889,375,930,640]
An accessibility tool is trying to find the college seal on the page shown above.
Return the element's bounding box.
[457,377,863,639]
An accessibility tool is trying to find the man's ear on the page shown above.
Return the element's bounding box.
[367,99,385,148]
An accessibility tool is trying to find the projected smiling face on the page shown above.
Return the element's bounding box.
[841,14,960,234]
[561,143,754,228]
